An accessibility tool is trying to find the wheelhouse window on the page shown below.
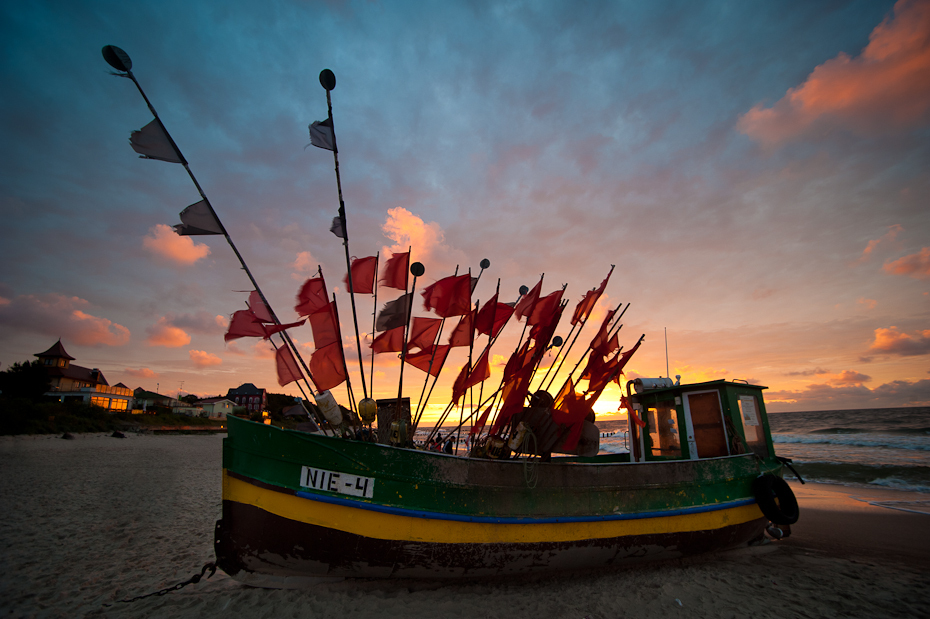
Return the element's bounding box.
[646,402,682,459]
[737,395,768,457]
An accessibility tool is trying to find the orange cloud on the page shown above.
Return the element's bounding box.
[0,293,130,346]
[189,350,222,367]
[738,0,930,145]
[868,326,930,356]
[146,317,192,347]
[125,367,158,379]
[381,207,458,267]
[857,224,903,263]
[143,224,211,265]
[831,370,871,385]
[883,247,930,279]
[292,250,318,276]
[857,297,878,309]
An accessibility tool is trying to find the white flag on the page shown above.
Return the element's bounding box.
[330,215,346,239]
[173,200,223,236]
[309,119,334,151]
[129,119,183,163]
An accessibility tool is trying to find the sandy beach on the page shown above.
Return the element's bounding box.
[1,433,927,619]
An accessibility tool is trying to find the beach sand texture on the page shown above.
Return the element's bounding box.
[1,434,927,619]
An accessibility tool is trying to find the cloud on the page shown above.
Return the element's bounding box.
[292,251,318,276]
[146,317,192,348]
[768,378,930,409]
[832,370,871,385]
[143,224,211,265]
[381,207,463,269]
[868,326,930,356]
[883,247,930,279]
[125,367,158,379]
[785,367,831,376]
[0,293,130,346]
[165,312,227,334]
[857,224,903,263]
[189,350,222,367]
[857,298,877,309]
[738,0,930,145]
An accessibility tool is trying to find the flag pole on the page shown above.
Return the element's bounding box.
[368,251,380,392]
[103,46,320,396]
[317,70,369,402]
[396,255,423,421]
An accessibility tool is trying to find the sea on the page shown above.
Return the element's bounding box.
[595,407,930,494]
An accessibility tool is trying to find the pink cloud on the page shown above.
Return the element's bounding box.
[883,247,930,279]
[125,367,158,379]
[146,317,192,348]
[292,251,319,276]
[0,293,130,346]
[767,378,930,409]
[738,0,930,145]
[189,350,222,367]
[143,224,211,265]
[381,208,464,270]
[868,326,930,356]
[856,224,903,263]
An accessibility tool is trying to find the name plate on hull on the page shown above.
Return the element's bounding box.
[300,466,375,499]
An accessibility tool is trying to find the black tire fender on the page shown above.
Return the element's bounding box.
[752,474,799,525]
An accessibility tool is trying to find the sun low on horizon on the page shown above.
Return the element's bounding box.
[1,0,928,422]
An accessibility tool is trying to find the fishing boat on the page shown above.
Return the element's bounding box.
[101,46,799,586]
[213,378,796,585]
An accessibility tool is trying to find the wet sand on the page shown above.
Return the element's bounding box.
[1,433,927,618]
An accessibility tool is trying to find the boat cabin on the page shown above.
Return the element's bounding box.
[626,378,773,463]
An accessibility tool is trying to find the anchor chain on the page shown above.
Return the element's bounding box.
[104,562,216,606]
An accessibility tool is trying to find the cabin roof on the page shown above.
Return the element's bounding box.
[35,339,75,360]
[632,379,767,399]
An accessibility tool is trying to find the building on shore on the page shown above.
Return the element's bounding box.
[198,397,235,419]
[225,383,266,413]
[35,340,133,412]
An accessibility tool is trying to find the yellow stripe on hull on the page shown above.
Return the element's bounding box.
[223,470,764,545]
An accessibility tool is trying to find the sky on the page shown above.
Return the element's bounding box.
[1,0,928,419]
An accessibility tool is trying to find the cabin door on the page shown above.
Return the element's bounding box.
[682,391,730,459]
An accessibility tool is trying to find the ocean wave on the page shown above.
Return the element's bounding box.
[772,433,930,451]
[788,461,930,494]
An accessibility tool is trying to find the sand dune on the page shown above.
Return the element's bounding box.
[1,433,927,618]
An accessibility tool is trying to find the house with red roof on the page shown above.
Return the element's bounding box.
[34,340,133,412]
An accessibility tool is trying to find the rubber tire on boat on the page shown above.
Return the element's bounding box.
[752,474,799,525]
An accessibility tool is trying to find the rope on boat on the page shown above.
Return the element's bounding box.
[103,562,216,606]
[522,429,539,489]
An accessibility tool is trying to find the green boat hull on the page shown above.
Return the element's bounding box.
[215,416,778,583]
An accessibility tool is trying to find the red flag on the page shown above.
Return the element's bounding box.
[475,294,514,338]
[408,317,441,351]
[343,256,378,294]
[309,302,340,349]
[275,345,303,387]
[589,309,617,355]
[447,309,475,348]
[404,344,450,377]
[248,291,274,323]
[225,309,266,342]
[295,276,328,316]
[451,363,470,404]
[527,289,563,326]
[571,268,613,326]
[381,252,409,290]
[613,339,642,378]
[309,342,346,391]
[422,274,472,318]
[463,348,491,390]
[371,326,405,353]
[513,279,541,320]
[551,378,592,451]
[262,318,306,339]
[469,406,492,436]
